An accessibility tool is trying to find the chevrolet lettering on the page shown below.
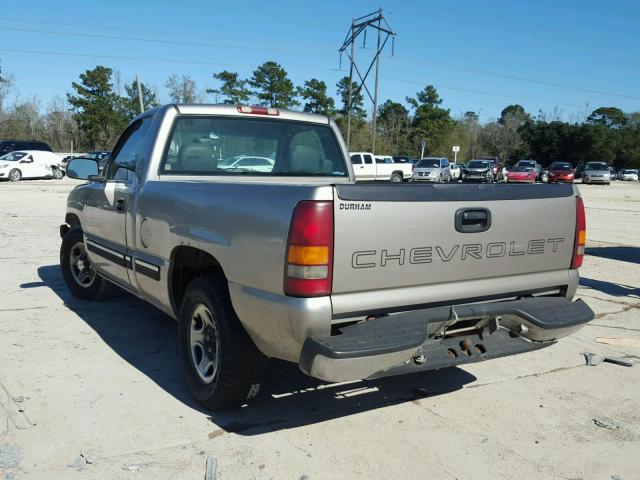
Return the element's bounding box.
[352,238,566,268]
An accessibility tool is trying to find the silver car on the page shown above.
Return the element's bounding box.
[411,157,451,182]
[582,162,611,185]
[462,159,494,183]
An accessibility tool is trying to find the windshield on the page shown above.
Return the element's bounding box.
[549,163,572,171]
[517,160,536,168]
[416,159,440,168]
[468,160,489,169]
[510,166,531,172]
[0,152,27,161]
[161,116,347,177]
[586,163,609,171]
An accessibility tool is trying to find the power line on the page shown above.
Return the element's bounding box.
[0,17,337,49]
[0,47,335,73]
[382,76,586,108]
[392,53,640,102]
[1,24,638,102]
[1,47,595,111]
[0,26,334,57]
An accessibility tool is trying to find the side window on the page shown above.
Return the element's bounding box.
[443,159,449,167]
[363,154,373,164]
[375,157,384,164]
[351,154,362,165]
[105,118,151,182]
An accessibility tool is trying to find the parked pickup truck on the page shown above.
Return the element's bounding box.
[60,104,593,410]
[350,151,413,182]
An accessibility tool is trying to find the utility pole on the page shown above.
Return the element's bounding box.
[371,15,382,153]
[339,9,395,154]
[136,74,145,114]
[346,19,355,149]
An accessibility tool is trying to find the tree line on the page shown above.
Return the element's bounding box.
[0,58,638,168]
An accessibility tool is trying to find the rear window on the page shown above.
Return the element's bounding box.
[161,116,347,177]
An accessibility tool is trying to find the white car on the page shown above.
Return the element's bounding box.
[350,151,413,182]
[618,169,638,181]
[449,163,462,181]
[218,155,275,173]
[0,150,65,182]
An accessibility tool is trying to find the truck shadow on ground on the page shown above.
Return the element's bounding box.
[33,264,477,435]
[579,277,640,299]
[585,246,640,265]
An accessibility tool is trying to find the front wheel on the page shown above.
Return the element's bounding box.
[60,227,117,300]
[8,169,22,182]
[179,276,266,411]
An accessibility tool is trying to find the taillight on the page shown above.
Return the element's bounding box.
[237,106,279,116]
[571,196,586,269]
[284,201,333,297]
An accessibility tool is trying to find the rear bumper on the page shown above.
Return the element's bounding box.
[411,177,440,182]
[463,176,491,182]
[299,297,594,382]
[506,178,534,183]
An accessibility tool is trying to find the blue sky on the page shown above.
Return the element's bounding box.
[1,0,638,122]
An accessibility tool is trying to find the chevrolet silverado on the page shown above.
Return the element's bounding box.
[60,104,593,410]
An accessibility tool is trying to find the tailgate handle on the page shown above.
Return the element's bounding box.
[455,208,491,233]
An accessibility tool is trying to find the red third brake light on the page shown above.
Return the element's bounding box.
[237,106,280,116]
[284,201,333,297]
[571,196,586,269]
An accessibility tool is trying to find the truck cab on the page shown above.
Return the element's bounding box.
[350,151,412,182]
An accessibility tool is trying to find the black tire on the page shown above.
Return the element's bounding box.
[52,167,64,179]
[8,169,22,182]
[179,275,266,411]
[389,173,403,183]
[60,227,118,300]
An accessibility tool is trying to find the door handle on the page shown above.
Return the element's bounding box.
[455,208,491,233]
[115,198,125,213]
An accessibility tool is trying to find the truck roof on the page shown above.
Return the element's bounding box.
[138,104,332,125]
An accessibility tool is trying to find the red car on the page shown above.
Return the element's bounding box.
[506,166,536,183]
[547,162,575,183]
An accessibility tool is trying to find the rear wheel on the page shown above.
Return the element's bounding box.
[8,169,22,182]
[179,276,266,411]
[60,227,118,300]
[52,167,64,179]
[389,173,402,183]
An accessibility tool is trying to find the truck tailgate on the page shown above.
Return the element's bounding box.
[332,183,577,294]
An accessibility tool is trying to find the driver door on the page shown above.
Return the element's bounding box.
[18,154,40,178]
[82,117,152,289]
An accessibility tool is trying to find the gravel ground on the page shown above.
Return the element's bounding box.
[0,178,639,480]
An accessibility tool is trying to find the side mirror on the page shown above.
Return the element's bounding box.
[19,156,33,164]
[66,157,102,181]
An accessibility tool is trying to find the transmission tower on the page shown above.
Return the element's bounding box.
[339,9,396,153]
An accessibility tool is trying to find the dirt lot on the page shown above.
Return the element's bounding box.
[1,179,639,480]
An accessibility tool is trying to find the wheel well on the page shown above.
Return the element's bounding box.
[169,246,226,315]
[65,213,81,228]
